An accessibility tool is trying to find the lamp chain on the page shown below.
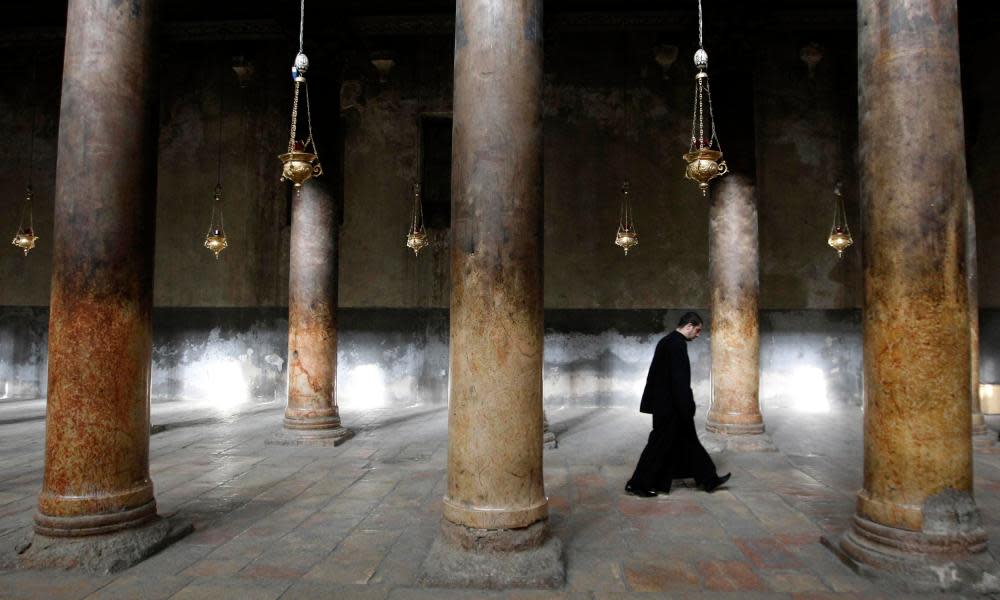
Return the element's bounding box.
[299,0,305,54]
[698,0,704,49]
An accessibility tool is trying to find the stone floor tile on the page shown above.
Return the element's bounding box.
[84,574,192,599]
[759,570,830,593]
[622,559,700,592]
[734,537,803,569]
[698,560,767,592]
[0,570,110,600]
[170,577,291,600]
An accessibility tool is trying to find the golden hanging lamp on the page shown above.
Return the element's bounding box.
[683,0,727,196]
[204,184,228,259]
[828,182,853,259]
[615,180,638,255]
[11,185,38,256]
[406,183,429,256]
[279,0,322,189]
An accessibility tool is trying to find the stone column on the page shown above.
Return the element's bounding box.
[273,179,352,446]
[967,186,989,441]
[421,0,563,588]
[706,175,770,450]
[21,0,189,573]
[834,0,996,589]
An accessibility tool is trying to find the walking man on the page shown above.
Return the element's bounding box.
[625,312,730,496]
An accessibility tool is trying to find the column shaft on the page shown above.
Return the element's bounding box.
[445,0,547,531]
[967,186,987,436]
[706,175,763,435]
[36,0,159,537]
[283,180,348,442]
[844,0,985,564]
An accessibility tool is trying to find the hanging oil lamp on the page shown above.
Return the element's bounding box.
[204,61,229,259]
[683,0,728,196]
[406,183,429,256]
[615,179,638,255]
[11,185,37,256]
[278,0,322,189]
[204,184,228,259]
[828,181,853,259]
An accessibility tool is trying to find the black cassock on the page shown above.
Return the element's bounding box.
[627,330,719,493]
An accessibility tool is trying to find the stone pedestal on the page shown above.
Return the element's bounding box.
[705,175,771,450]
[274,179,352,446]
[421,0,563,588]
[26,0,190,569]
[828,0,998,591]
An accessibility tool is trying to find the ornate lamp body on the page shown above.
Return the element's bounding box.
[684,48,727,196]
[279,51,322,189]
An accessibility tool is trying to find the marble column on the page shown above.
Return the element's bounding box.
[706,175,766,440]
[274,179,352,446]
[834,0,995,589]
[421,0,563,588]
[22,0,189,573]
[967,186,989,440]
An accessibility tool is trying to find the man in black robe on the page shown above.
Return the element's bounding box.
[625,312,730,497]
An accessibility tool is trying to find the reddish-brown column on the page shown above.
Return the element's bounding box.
[36,0,159,538]
[839,0,992,587]
[967,187,988,439]
[280,179,351,445]
[423,0,562,588]
[706,174,764,437]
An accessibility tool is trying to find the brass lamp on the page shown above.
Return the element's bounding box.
[279,0,322,189]
[11,186,37,256]
[683,1,728,196]
[614,179,638,255]
[204,184,228,259]
[406,183,429,256]
[828,182,853,259]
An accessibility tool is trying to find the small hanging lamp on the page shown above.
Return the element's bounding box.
[683,0,728,196]
[406,183,429,256]
[12,186,37,256]
[828,181,853,259]
[615,179,639,255]
[613,34,639,256]
[204,185,228,259]
[204,60,228,259]
[278,0,322,189]
[12,66,39,257]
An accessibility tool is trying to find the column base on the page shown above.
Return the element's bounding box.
[973,432,1000,453]
[420,519,564,589]
[543,430,558,449]
[702,430,777,453]
[266,426,354,447]
[17,515,192,575]
[821,515,998,593]
[705,419,765,435]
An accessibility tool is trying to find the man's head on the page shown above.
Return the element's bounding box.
[676,312,703,341]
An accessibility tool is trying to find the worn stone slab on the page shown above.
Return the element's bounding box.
[17,516,192,575]
[265,427,354,447]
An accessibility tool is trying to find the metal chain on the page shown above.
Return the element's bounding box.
[299,0,305,53]
[698,78,704,149]
[305,81,319,160]
[698,0,704,48]
[288,81,300,153]
[706,78,721,152]
[690,78,699,150]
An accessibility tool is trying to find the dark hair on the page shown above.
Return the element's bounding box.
[677,312,703,328]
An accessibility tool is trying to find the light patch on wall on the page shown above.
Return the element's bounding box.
[181,358,251,412]
[789,367,830,413]
[340,363,388,409]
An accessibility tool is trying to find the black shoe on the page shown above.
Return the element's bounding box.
[625,483,657,498]
[702,472,731,493]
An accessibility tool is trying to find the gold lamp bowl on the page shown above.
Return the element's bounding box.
[12,229,37,256]
[828,229,853,258]
[683,148,728,195]
[615,230,638,255]
[279,151,322,187]
[406,231,429,256]
[205,232,228,259]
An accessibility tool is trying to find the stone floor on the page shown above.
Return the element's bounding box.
[1,396,1000,598]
